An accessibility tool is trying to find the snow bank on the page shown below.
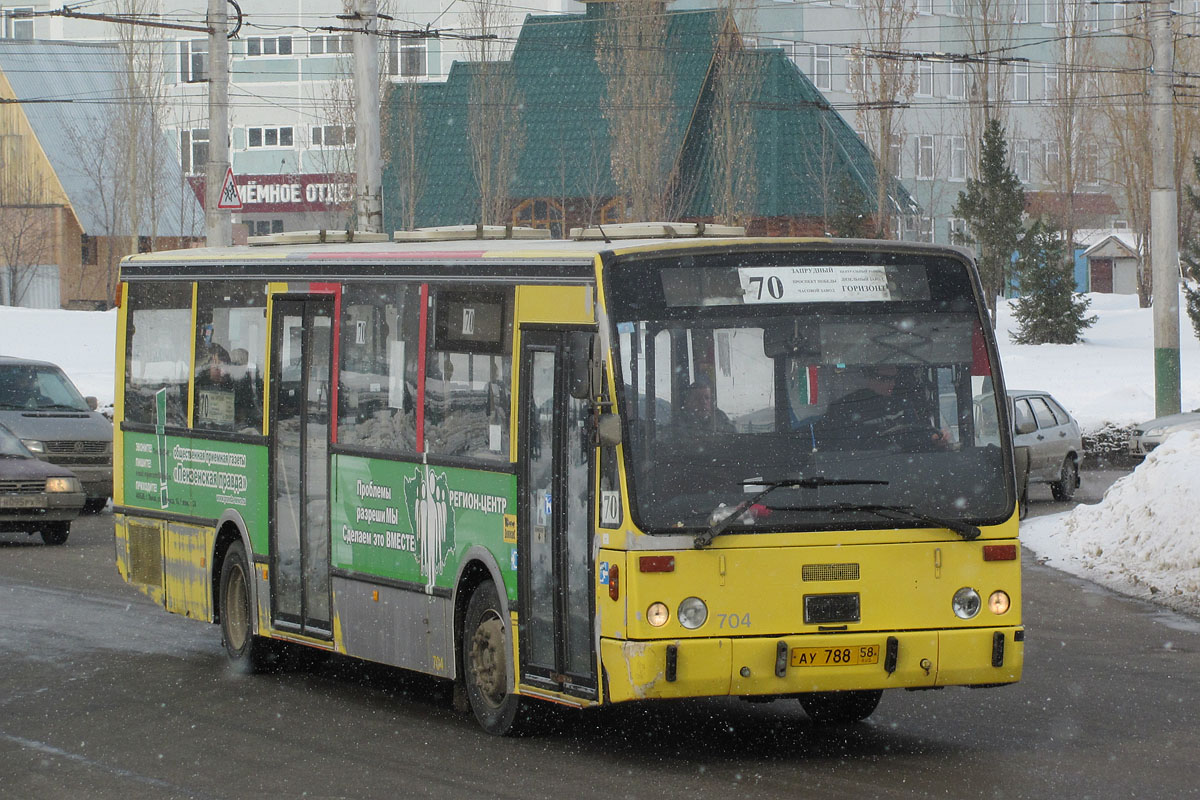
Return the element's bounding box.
[1020,431,1200,617]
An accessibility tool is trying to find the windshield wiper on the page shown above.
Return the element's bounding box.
[767,502,981,541]
[694,476,889,549]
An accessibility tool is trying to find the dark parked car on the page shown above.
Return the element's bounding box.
[0,422,85,545]
[1010,389,1083,509]
[0,355,112,512]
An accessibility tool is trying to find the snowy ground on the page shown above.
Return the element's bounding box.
[1,291,1198,617]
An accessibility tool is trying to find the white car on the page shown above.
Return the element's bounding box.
[1010,390,1084,506]
[1128,409,1200,457]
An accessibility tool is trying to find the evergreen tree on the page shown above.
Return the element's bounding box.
[829,175,872,238]
[1179,155,1200,343]
[1010,218,1097,344]
[952,118,1026,326]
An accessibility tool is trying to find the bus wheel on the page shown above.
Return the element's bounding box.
[798,690,882,724]
[40,523,69,546]
[463,580,538,736]
[219,540,272,673]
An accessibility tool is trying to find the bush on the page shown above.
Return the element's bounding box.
[1081,421,1138,468]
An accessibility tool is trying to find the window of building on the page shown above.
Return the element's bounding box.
[812,45,832,91]
[249,220,284,236]
[1013,138,1030,182]
[247,126,294,148]
[3,7,33,40]
[1044,65,1060,98]
[1043,139,1061,182]
[1013,64,1029,102]
[889,133,903,177]
[424,287,513,462]
[946,0,961,16]
[949,62,966,99]
[904,215,934,243]
[917,0,933,14]
[179,38,207,83]
[1014,0,1029,23]
[1084,1,1099,30]
[338,283,422,453]
[245,36,292,57]
[950,135,966,180]
[193,282,268,434]
[846,51,866,93]
[311,124,355,148]
[80,234,98,267]
[125,282,193,427]
[310,35,351,55]
[1044,0,1058,26]
[387,36,427,78]
[915,134,934,180]
[179,128,209,175]
[1081,142,1101,184]
[917,61,933,97]
[949,217,968,242]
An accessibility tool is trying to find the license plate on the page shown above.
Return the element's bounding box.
[0,495,43,509]
[791,643,881,668]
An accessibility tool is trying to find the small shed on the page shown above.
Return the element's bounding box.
[1078,230,1139,294]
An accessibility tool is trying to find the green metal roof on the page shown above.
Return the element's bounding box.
[383,5,911,229]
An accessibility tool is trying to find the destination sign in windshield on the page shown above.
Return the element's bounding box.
[738,266,892,303]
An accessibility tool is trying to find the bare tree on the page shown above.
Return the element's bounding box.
[0,172,55,306]
[462,0,524,226]
[597,0,673,222]
[856,0,918,238]
[708,2,759,227]
[956,0,1015,170]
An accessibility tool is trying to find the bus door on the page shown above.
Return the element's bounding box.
[269,296,334,638]
[518,329,597,699]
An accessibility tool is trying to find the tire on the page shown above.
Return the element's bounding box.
[1050,457,1078,502]
[40,522,70,546]
[219,540,274,673]
[799,689,883,724]
[462,580,542,736]
[82,497,109,514]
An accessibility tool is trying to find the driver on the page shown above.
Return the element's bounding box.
[818,365,948,450]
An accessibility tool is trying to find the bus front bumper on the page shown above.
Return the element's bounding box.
[601,627,1023,704]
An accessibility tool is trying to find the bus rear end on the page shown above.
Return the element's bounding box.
[595,241,1021,721]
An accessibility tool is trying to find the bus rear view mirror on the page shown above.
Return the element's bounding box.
[598,413,622,446]
[568,331,600,400]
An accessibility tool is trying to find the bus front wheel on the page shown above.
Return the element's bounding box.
[462,579,541,736]
[798,689,882,724]
[219,540,274,673]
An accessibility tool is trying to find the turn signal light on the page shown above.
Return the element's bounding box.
[983,544,1017,561]
[639,555,675,572]
[608,564,620,601]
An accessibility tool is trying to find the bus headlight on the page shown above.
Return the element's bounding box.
[646,602,670,627]
[988,590,1011,615]
[952,587,981,619]
[677,597,708,629]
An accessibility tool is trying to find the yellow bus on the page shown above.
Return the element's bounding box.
[113,224,1022,735]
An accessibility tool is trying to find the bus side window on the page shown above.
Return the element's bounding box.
[192,282,267,435]
[125,281,193,427]
[338,282,420,453]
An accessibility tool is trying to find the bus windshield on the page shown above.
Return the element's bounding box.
[606,250,1012,534]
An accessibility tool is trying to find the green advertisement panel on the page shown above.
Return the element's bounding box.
[332,454,518,598]
[122,430,269,544]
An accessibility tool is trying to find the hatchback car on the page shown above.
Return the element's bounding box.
[1010,390,1084,504]
[0,355,112,512]
[0,422,85,545]
[1128,409,1200,457]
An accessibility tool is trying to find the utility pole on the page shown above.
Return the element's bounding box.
[206,0,232,247]
[1150,0,1180,417]
[353,0,383,233]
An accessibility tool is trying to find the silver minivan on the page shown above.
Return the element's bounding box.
[0,356,112,513]
[1010,389,1083,504]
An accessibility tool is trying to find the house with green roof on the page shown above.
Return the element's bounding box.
[382,2,914,236]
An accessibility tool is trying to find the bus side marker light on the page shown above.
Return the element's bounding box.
[983,544,1017,561]
[608,565,620,600]
[639,555,675,572]
[992,632,1005,667]
[988,590,1010,615]
[647,602,670,627]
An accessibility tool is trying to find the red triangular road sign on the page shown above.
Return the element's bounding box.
[217,166,242,210]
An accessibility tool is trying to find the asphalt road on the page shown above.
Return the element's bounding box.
[2,495,1197,800]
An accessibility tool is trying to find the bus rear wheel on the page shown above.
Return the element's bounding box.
[462,579,541,736]
[798,689,882,724]
[219,540,274,673]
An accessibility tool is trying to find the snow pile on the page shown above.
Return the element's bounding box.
[1020,431,1200,617]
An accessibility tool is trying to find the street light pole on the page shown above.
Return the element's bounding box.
[205,0,231,247]
[1150,0,1180,417]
